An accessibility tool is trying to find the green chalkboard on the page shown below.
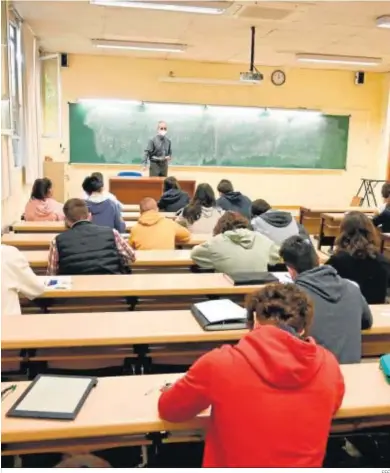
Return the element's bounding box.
[69,102,349,169]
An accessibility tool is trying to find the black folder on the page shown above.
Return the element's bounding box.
[229,272,279,286]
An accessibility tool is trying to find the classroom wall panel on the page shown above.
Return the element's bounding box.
[44,54,390,207]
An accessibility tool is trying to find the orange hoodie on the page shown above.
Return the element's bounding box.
[129,210,191,250]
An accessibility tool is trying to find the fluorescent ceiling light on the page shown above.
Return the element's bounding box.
[296,53,382,67]
[159,77,259,86]
[90,0,226,15]
[78,98,141,105]
[92,39,186,53]
[376,15,390,28]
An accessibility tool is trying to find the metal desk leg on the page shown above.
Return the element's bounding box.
[318,217,325,251]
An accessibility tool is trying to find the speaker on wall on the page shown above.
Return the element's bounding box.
[61,53,69,68]
[355,71,365,85]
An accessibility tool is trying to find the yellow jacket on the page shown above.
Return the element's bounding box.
[130,210,191,250]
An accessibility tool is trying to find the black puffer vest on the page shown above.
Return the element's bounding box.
[56,221,122,275]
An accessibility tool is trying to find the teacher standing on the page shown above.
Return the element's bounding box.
[143,121,172,177]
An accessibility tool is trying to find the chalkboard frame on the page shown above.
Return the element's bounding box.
[69,100,350,170]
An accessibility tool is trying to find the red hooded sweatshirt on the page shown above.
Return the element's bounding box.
[158,325,345,468]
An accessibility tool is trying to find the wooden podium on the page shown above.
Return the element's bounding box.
[109,177,196,204]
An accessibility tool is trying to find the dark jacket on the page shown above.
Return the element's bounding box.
[55,221,123,275]
[296,266,373,364]
[143,135,172,165]
[85,198,125,233]
[252,210,310,246]
[373,208,390,233]
[326,251,390,304]
[158,189,190,213]
[216,192,252,220]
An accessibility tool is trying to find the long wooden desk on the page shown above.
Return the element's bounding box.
[2,363,389,455]
[299,206,375,236]
[10,221,136,233]
[122,212,175,221]
[2,233,209,249]
[122,204,140,212]
[109,177,195,204]
[20,249,329,273]
[23,249,193,270]
[2,306,389,358]
[17,273,257,314]
[34,273,253,299]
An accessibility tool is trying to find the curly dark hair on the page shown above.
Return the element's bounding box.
[246,283,313,337]
[213,211,250,236]
[335,211,380,259]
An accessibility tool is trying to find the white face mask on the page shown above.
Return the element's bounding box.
[158,130,167,137]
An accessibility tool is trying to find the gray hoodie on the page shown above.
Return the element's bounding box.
[252,210,309,246]
[295,265,373,364]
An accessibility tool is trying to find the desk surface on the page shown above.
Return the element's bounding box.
[2,233,208,249]
[320,212,374,223]
[301,207,375,214]
[18,249,330,269]
[11,221,136,233]
[122,212,175,221]
[2,306,389,351]
[1,362,389,444]
[22,249,194,269]
[37,273,254,298]
[122,204,139,212]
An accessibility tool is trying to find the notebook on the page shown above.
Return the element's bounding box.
[191,299,247,331]
[7,374,97,420]
[45,276,72,290]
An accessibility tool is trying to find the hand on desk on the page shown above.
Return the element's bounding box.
[165,156,172,162]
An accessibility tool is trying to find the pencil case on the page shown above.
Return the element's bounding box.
[379,354,390,384]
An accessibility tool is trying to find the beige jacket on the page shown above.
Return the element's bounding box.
[177,206,224,234]
[1,245,45,316]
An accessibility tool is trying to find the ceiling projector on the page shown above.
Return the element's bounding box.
[240,71,264,83]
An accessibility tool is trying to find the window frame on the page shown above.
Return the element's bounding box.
[8,17,23,167]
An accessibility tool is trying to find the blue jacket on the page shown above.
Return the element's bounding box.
[85,197,125,233]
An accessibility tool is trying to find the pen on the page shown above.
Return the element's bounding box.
[1,384,16,401]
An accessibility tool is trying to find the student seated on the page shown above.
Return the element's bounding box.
[191,211,280,274]
[83,175,126,233]
[280,235,373,364]
[176,183,224,233]
[47,198,135,275]
[83,172,123,210]
[130,197,191,250]
[24,178,64,221]
[251,199,309,245]
[158,283,344,468]
[373,182,390,233]
[326,211,390,304]
[2,244,45,315]
[158,176,190,213]
[216,179,252,219]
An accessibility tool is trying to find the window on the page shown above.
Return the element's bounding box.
[8,19,23,166]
